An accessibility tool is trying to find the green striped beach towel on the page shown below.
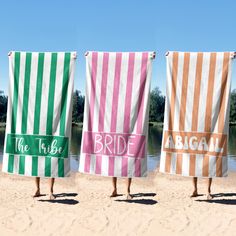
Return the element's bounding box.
[2,51,76,177]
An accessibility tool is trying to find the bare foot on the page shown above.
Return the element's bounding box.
[49,194,56,200]
[190,190,198,198]
[207,194,213,200]
[126,193,133,200]
[33,189,41,198]
[110,189,118,198]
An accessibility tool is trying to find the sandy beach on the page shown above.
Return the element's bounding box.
[0,166,236,236]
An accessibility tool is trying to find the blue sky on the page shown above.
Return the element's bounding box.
[0,0,236,95]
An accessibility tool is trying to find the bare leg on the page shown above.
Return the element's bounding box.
[33,177,41,197]
[49,178,55,200]
[110,177,118,197]
[207,178,213,200]
[190,177,198,197]
[126,178,133,200]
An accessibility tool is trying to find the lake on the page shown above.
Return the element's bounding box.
[1,126,236,171]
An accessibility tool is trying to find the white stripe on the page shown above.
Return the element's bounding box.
[181,153,190,176]
[170,153,176,174]
[195,154,203,177]
[51,157,58,177]
[130,53,142,133]
[64,158,70,177]
[24,155,32,176]
[114,156,122,177]
[163,52,173,131]
[127,157,135,177]
[142,57,152,136]
[37,156,46,177]
[27,53,38,134]
[211,52,224,133]
[185,53,197,131]
[53,52,64,136]
[15,52,26,134]
[93,53,103,132]
[89,154,96,174]
[65,53,75,137]
[116,53,129,133]
[209,155,216,177]
[2,154,9,172]
[79,153,85,172]
[103,52,116,133]
[159,152,166,173]
[224,57,232,134]
[39,53,51,135]
[13,155,20,174]
[173,52,184,131]
[197,53,211,132]
[101,156,109,176]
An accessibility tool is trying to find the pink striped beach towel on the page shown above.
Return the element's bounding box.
[79,51,154,177]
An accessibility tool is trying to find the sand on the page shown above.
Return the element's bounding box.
[0,167,236,236]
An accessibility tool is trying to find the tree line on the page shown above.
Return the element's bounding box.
[0,88,236,124]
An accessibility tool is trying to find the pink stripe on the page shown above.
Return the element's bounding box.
[134,159,141,177]
[108,156,115,176]
[84,154,91,173]
[121,157,128,176]
[98,53,109,132]
[95,155,102,174]
[88,52,98,131]
[123,52,135,133]
[110,53,122,132]
[136,53,148,134]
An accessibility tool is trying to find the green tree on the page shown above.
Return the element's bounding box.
[0,90,7,122]
[230,89,236,123]
[72,90,85,123]
[149,87,165,122]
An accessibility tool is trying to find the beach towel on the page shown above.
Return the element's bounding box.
[2,51,76,177]
[160,51,233,177]
[79,51,154,177]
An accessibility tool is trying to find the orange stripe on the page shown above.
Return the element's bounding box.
[205,53,217,132]
[202,155,209,177]
[189,154,196,176]
[168,52,179,131]
[176,154,182,175]
[190,53,203,177]
[218,52,230,133]
[179,52,190,131]
[216,156,223,177]
[191,53,203,131]
[165,153,172,173]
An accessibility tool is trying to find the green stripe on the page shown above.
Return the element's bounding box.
[18,53,32,175]
[46,53,58,135]
[21,53,32,133]
[19,53,32,175]
[45,53,58,177]
[60,53,71,135]
[34,53,44,134]
[11,52,21,134]
[8,52,21,173]
[8,155,14,173]
[32,53,45,176]
[58,53,71,177]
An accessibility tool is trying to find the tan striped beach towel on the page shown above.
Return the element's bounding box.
[160,51,233,177]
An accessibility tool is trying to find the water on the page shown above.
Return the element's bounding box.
[1,125,236,171]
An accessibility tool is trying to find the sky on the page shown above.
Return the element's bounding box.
[0,0,236,95]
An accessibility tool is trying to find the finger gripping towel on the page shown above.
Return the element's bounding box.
[2,51,76,178]
[160,51,233,177]
[79,51,154,177]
